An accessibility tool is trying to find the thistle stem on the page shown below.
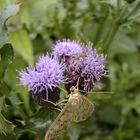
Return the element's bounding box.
[102,5,128,52]
[94,20,106,45]
[94,5,108,45]
[103,23,119,52]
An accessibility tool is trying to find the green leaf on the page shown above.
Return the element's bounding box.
[0,97,15,135]
[9,29,34,66]
[0,4,20,47]
[0,97,5,111]
[0,43,14,79]
[0,25,8,48]
[4,58,30,111]
[0,113,15,135]
[109,32,137,55]
[0,81,10,97]
[8,91,23,106]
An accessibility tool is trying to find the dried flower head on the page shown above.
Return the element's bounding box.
[18,54,64,105]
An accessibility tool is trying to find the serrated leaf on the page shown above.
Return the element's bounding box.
[0,43,14,79]
[8,92,22,106]
[0,97,14,136]
[4,58,30,110]
[0,113,15,135]
[9,29,33,66]
[0,97,15,135]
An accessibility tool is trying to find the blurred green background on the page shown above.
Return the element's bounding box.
[0,0,140,140]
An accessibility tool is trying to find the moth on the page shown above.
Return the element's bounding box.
[45,86,95,140]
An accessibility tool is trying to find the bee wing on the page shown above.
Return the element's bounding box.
[74,94,95,122]
[45,101,75,140]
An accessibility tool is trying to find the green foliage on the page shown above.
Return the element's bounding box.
[0,96,15,135]
[0,0,140,139]
[9,29,33,66]
[0,4,19,47]
[0,44,14,79]
[0,112,15,135]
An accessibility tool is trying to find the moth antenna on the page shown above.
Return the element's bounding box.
[76,77,80,90]
[87,91,113,94]
[78,89,87,94]
[78,89,113,94]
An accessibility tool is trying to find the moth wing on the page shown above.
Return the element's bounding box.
[45,102,75,140]
[74,95,95,122]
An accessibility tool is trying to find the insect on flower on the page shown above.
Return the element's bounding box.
[45,86,95,140]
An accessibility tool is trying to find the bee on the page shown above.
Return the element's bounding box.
[45,86,95,140]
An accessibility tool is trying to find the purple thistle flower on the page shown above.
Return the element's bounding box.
[53,39,83,61]
[81,45,106,91]
[18,54,64,105]
[64,43,106,92]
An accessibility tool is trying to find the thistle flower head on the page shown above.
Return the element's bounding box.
[53,39,83,59]
[82,45,106,81]
[64,43,106,92]
[18,54,64,105]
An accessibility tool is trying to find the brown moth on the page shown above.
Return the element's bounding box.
[45,86,95,140]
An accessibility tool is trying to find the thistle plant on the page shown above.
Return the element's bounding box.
[18,54,64,105]
[0,1,140,139]
[18,39,106,139]
[18,40,106,105]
